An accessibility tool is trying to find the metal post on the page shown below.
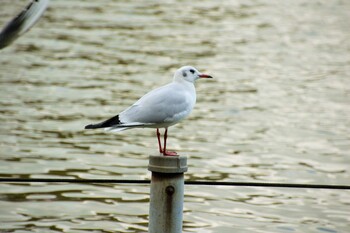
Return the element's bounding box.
[148,155,188,233]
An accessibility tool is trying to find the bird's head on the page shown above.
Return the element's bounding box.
[173,66,213,83]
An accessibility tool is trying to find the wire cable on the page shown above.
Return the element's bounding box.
[0,178,349,190]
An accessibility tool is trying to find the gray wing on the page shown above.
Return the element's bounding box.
[0,0,49,49]
[119,83,194,124]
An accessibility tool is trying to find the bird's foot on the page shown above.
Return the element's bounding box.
[162,150,178,156]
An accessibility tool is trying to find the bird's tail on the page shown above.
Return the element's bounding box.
[105,122,154,132]
[105,127,129,132]
[85,115,120,129]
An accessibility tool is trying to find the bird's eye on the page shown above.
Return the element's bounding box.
[189,69,195,74]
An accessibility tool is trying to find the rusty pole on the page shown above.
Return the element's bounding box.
[148,155,188,233]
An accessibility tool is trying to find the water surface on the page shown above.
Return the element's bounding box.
[1,0,350,232]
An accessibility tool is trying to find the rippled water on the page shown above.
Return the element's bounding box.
[1,0,350,232]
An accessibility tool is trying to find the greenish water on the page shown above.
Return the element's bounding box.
[0,0,349,232]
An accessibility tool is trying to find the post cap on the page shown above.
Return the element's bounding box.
[148,155,188,173]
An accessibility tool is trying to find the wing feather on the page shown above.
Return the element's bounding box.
[120,82,195,124]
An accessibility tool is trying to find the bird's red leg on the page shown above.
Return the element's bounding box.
[156,128,163,154]
[163,128,177,156]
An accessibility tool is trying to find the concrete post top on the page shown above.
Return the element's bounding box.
[148,155,188,173]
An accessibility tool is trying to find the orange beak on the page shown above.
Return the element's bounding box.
[199,74,213,79]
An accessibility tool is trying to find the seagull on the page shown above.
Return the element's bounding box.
[0,0,49,50]
[85,66,213,156]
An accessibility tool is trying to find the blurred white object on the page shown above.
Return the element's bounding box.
[0,0,49,49]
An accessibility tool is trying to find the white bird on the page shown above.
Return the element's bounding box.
[0,0,49,50]
[85,66,213,156]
